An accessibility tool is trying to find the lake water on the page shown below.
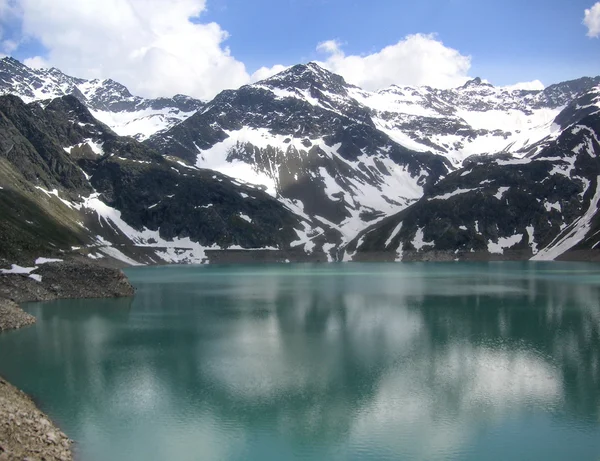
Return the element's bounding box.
[1,262,600,461]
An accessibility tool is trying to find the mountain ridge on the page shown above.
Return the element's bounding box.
[1,58,600,263]
[0,57,205,141]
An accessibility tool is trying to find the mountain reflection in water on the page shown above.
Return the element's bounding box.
[0,262,599,461]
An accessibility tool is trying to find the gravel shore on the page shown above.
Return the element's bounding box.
[0,299,35,332]
[0,260,135,304]
[0,377,72,461]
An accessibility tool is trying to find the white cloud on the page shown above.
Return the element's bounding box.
[9,0,250,99]
[0,2,555,100]
[316,39,344,56]
[315,34,472,90]
[250,64,289,82]
[502,80,545,91]
[1,39,18,54]
[584,2,600,38]
[23,55,48,69]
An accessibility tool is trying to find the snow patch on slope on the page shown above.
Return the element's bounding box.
[487,234,523,254]
[90,107,195,141]
[429,188,477,201]
[385,222,403,248]
[0,264,42,282]
[533,176,600,260]
[412,228,432,251]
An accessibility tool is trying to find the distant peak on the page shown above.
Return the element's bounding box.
[462,77,481,87]
[0,56,25,67]
[306,61,326,71]
[264,61,345,84]
[460,77,494,89]
[383,83,412,91]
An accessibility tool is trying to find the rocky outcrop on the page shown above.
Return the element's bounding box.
[0,376,72,461]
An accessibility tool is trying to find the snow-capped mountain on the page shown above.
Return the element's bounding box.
[147,62,600,252]
[147,63,451,250]
[345,97,600,262]
[0,94,313,266]
[0,57,204,140]
[353,75,600,165]
[2,57,600,263]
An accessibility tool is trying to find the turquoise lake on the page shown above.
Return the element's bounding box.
[1,262,600,460]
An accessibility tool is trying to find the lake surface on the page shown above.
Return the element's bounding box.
[1,262,600,460]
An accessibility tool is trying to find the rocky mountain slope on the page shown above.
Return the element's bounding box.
[0,94,316,266]
[1,58,600,262]
[147,63,452,247]
[146,63,600,252]
[369,75,600,163]
[0,57,203,140]
[345,88,600,261]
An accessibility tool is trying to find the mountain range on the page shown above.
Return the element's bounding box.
[0,56,599,265]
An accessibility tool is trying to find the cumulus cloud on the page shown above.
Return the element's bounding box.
[8,0,250,99]
[0,2,551,99]
[584,2,600,38]
[250,64,289,82]
[502,80,545,91]
[23,55,48,69]
[314,34,472,90]
[316,39,344,56]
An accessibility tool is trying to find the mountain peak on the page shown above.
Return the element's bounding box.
[273,62,332,79]
[461,77,493,89]
[305,61,327,72]
[0,56,26,69]
[257,62,350,96]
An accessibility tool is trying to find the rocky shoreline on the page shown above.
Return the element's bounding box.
[0,259,136,461]
[0,377,72,461]
[0,299,35,332]
[0,260,135,305]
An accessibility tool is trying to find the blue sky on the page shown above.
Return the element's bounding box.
[1,0,599,98]
[200,0,599,86]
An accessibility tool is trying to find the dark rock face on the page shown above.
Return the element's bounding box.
[0,95,92,198]
[553,86,600,129]
[88,159,302,250]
